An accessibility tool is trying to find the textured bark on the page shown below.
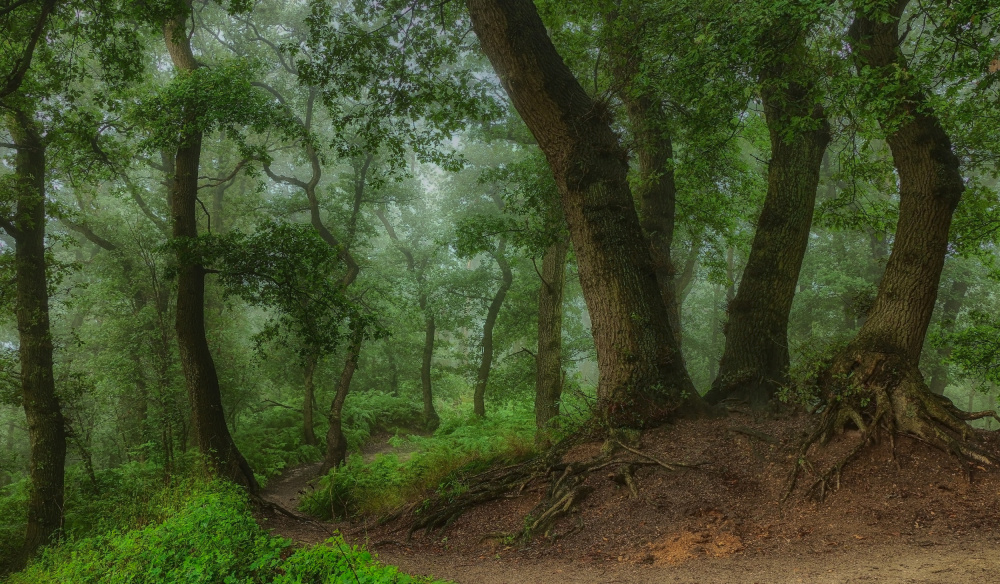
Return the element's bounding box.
[303,352,319,446]
[323,329,363,470]
[927,279,968,396]
[164,10,258,492]
[840,1,963,363]
[710,32,830,407]
[3,110,66,570]
[812,1,977,464]
[473,240,513,417]
[466,0,701,426]
[607,20,684,351]
[534,239,569,444]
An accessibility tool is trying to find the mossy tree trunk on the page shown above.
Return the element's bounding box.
[3,109,67,570]
[323,328,363,471]
[466,0,703,427]
[164,9,258,492]
[710,31,830,407]
[473,239,512,418]
[534,239,569,444]
[811,0,990,465]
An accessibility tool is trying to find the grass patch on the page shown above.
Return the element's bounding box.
[300,404,536,519]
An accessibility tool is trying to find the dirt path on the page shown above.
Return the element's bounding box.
[376,540,1000,584]
[258,461,333,544]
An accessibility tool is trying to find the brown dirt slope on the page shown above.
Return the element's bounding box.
[261,412,1000,583]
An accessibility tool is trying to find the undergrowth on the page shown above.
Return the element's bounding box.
[3,480,446,584]
[300,404,537,519]
[341,391,423,451]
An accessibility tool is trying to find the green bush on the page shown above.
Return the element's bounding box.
[341,392,423,451]
[234,407,324,486]
[301,403,536,519]
[4,480,446,584]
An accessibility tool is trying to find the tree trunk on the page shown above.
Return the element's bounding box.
[534,239,569,445]
[606,18,684,352]
[303,352,319,446]
[374,207,440,431]
[927,279,969,396]
[474,240,513,417]
[3,109,67,570]
[812,1,983,465]
[466,0,702,427]
[709,32,830,407]
[421,310,440,431]
[324,329,363,470]
[164,10,258,492]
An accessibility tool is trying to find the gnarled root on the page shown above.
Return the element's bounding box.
[402,433,701,541]
[786,354,998,502]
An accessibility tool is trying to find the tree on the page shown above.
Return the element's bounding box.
[465,0,705,428]
[1,108,66,570]
[161,2,258,491]
[804,0,994,471]
[709,5,831,407]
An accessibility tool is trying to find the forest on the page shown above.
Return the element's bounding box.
[1,0,1000,582]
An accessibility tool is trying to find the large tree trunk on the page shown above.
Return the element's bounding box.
[3,110,67,570]
[709,32,830,407]
[473,240,512,417]
[466,0,703,427]
[323,329,363,470]
[534,239,569,445]
[809,0,988,467]
[164,10,258,492]
[927,279,968,396]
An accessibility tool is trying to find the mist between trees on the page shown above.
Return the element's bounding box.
[1,0,1000,578]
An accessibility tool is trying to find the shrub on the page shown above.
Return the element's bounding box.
[301,403,536,519]
[4,480,447,584]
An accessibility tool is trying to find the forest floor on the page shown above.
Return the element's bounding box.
[258,412,1000,583]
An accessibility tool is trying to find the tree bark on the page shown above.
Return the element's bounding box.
[709,32,830,407]
[473,240,512,417]
[323,328,363,470]
[606,15,684,352]
[466,0,702,427]
[841,2,962,363]
[534,239,569,444]
[164,9,258,492]
[3,109,66,571]
[303,352,319,446]
[812,1,982,464]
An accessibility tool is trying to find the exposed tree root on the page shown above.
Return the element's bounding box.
[401,432,701,542]
[785,353,999,502]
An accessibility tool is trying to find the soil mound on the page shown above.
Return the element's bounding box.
[365,412,1000,582]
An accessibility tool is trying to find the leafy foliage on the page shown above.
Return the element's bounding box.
[4,480,446,584]
[300,404,536,520]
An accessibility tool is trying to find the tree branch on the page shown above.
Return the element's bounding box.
[0,0,57,99]
[60,219,118,251]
